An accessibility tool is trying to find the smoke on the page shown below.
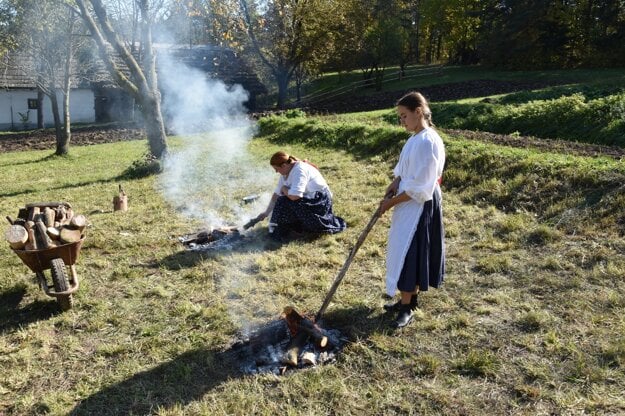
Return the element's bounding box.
[155,46,277,333]
[156,49,273,228]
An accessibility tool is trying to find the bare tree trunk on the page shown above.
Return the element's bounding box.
[59,10,75,156]
[138,91,167,158]
[47,88,67,155]
[37,87,44,129]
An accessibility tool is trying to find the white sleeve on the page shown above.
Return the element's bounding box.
[287,163,308,197]
[274,176,284,195]
[402,138,440,203]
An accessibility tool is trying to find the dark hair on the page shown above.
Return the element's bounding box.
[270,150,299,166]
[396,91,434,126]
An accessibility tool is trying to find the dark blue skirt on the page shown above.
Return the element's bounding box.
[270,191,346,236]
[397,189,445,292]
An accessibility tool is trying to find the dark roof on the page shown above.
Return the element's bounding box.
[1,45,267,96]
[159,45,267,95]
[0,51,94,90]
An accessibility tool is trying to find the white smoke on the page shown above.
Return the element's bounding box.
[156,49,273,228]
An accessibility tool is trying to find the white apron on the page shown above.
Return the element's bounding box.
[385,128,445,296]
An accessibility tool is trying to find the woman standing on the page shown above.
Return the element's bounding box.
[379,92,446,328]
[254,151,346,240]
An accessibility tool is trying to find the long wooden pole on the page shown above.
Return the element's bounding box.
[315,208,381,322]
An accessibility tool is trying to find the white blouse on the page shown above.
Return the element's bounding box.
[385,127,445,296]
[275,161,331,199]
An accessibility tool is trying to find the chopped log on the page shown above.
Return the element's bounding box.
[59,227,82,244]
[34,221,52,249]
[55,206,66,222]
[43,207,56,227]
[283,306,336,348]
[282,331,309,366]
[65,208,74,223]
[27,228,38,250]
[301,352,317,366]
[24,221,35,231]
[27,206,40,222]
[5,224,28,249]
[47,227,61,240]
[69,214,87,230]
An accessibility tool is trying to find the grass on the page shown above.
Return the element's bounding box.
[1,112,625,415]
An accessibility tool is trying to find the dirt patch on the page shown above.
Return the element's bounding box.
[300,79,571,114]
[444,129,625,160]
[0,124,145,153]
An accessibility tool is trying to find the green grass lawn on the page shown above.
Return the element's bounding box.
[1,117,625,415]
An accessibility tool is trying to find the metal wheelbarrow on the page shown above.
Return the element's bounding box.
[12,238,84,311]
[8,202,85,311]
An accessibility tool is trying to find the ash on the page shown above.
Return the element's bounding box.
[185,233,244,251]
[230,319,347,375]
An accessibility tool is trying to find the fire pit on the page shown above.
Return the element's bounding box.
[178,226,243,251]
[231,312,347,375]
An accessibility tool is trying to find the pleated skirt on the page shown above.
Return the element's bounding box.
[396,188,445,292]
[270,191,346,236]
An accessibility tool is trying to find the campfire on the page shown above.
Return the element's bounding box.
[232,307,346,375]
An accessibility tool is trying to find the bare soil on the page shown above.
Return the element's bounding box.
[0,124,145,153]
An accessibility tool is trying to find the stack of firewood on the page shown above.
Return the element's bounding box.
[4,204,87,251]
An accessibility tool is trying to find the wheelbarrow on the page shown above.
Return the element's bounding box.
[12,238,84,311]
[8,202,85,311]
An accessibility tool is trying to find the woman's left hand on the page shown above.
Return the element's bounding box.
[379,197,394,214]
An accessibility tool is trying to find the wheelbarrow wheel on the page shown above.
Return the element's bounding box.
[50,258,73,311]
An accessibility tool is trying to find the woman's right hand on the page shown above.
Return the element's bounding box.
[385,177,400,199]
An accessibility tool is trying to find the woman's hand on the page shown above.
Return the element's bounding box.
[280,185,289,196]
[385,177,400,199]
[379,196,394,215]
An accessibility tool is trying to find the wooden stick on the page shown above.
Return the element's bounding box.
[315,208,381,321]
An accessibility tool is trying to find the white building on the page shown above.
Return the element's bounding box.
[0,52,96,130]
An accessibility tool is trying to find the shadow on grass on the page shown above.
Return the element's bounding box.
[69,305,388,415]
[0,284,62,333]
[70,346,237,416]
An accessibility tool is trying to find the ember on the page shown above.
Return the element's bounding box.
[231,318,347,375]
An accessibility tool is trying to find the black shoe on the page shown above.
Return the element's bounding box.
[383,299,402,312]
[394,304,413,328]
[384,293,418,312]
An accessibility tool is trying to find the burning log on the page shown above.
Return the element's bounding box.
[282,332,309,366]
[179,226,240,247]
[282,306,339,349]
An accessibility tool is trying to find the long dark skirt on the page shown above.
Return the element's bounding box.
[397,189,445,292]
[270,191,346,237]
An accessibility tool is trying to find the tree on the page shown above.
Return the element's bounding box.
[72,0,168,159]
[7,0,84,155]
[239,0,345,108]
